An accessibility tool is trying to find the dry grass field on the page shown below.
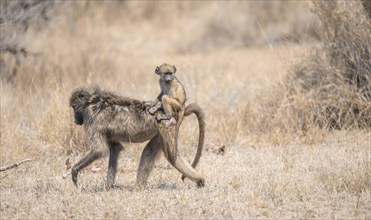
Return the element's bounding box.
[1,1,370,219]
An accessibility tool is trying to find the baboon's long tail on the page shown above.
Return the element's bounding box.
[184,103,205,169]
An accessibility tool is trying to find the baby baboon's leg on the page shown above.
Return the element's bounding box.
[107,142,123,189]
[156,95,181,127]
[157,95,180,119]
[136,135,163,189]
[71,150,102,186]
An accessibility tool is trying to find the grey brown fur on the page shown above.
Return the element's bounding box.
[69,87,205,189]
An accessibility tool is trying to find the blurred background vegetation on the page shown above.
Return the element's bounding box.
[1,1,319,82]
[0,0,370,151]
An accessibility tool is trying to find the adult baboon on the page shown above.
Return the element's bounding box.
[69,87,205,189]
[149,63,186,128]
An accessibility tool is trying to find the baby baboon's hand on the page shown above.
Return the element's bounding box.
[148,101,162,115]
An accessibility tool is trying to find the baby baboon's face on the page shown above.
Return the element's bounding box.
[155,63,177,83]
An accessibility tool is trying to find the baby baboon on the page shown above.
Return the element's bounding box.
[148,63,203,181]
[69,87,205,190]
[149,63,186,128]
[148,63,205,181]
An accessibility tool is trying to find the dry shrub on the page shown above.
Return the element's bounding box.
[261,0,370,136]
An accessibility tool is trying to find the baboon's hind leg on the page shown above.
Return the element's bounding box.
[107,142,123,189]
[136,135,163,189]
[160,130,205,188]
[167,153,205,188]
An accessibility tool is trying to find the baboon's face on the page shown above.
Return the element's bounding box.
[155,63,177,83]
[69,89,90,125]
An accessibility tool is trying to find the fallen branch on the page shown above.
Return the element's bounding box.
[0,158,32,172]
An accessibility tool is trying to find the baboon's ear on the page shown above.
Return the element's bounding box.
[155,66,160,74]
[172,65,177,74]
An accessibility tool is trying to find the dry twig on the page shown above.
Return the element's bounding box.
[0,158,32,172]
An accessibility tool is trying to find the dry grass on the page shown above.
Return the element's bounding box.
[1,131,369,219]
[258,0,371,137]
[1,1,370,219]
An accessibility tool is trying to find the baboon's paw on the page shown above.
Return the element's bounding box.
[197,179,205,188]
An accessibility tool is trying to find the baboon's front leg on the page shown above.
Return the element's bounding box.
[136,135,163,189]
[71,150,102,186]
[107,142,123,189]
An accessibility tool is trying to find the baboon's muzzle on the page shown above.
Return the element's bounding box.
[164,75,173,82]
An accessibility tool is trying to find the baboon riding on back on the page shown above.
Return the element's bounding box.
[69,86,205,189]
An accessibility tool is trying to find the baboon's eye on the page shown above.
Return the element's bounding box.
[78,94,85,99]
